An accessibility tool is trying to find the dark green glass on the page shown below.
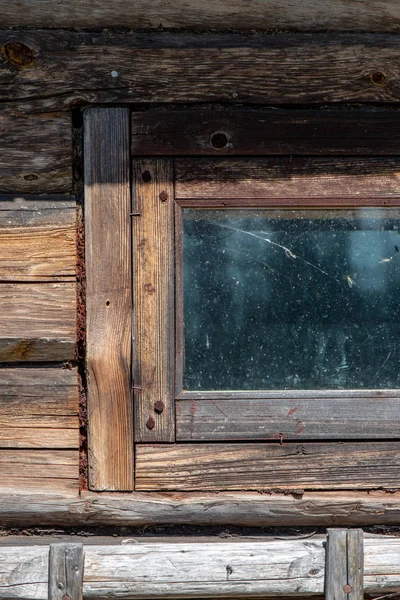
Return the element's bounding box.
[182,209,400,390]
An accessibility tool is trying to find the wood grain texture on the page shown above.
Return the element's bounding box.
[0,283,76,362]
[175,158,400,201]
[0,102,72,193]
[4,32,400,108]
[0,450,79,494]
[132,109,400,156]
[0,536,395,600]
[84,108,133,491]
[133,159,175,442]
[3,1,400,31]
[347,530,364,600]
[49,544,83,600]
[325,529,348,600]
[136,443,400,491]
[0,203,76,281]
[176,396,400,440]
[0,367,79,449]
[0,489,400,526]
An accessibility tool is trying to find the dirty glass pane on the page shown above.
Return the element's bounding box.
[182,208,400,390]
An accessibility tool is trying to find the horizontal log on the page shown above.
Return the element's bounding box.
[0,489,400,526]
[136,443,400,491]
[176,396,400,441]
[0,283,76,362]
[0,202,76,281]
[3,32,400,108]
[132,109,400,156]
[2,0,400,31]
[175,157,400,201]
[0,536,399,599]
[0,450,79,494]
[0,102,72,193]
[0,367,79,449]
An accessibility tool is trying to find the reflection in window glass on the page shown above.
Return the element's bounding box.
[182,209,400,390]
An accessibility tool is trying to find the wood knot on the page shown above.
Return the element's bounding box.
[370,71,386,86]
[2,42,34,68]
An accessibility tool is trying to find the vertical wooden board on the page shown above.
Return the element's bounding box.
[133,159,175,442]
[84,108,133,491]
[49,544,83,600]
[347,530,364,600]
[325,529,348,600]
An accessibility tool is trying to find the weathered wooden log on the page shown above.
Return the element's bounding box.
[1,1,400,32]
[2,32,400,108]
[0,536,397,599]
[0,490,399,526]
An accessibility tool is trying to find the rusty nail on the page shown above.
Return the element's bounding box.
[62,596,71,600]
[154,400,164,414]
[343,585,352,594]
[159,190,168,202]
[146,416,155,430]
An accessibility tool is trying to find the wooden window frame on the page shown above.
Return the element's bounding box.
[84,106,400,494]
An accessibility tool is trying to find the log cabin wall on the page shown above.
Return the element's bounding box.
[2,4,400,525]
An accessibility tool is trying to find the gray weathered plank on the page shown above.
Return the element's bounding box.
[0,283,76,362]
[3,32,400,108]
[348,530,364,600]
[0,102,72,193]
[132,109,400,156]
[133,159,175,442]
[2,1,400,31]
[175,158,400,201]
[176,397,400,440]
[3,1,400,31]
[135,443,400,491]
[325,529,348,600]
[84,108,133,491]
[0,204,76,281]
[0,367,79,449]
[49,544,83,600]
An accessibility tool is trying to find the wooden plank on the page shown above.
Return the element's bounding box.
[4,32,400,108]
[0,203,76,281]
[0,489,398,526]
[176,397,400,440]
[0,102,72,193]
[49,544,83,600]
[175,158,400,201]
[0,367,79,449]
[133,159,175,442]
[132,109,400,156]
[0,283,76,362]
[0,450,79,494]
[2,1,400,31]
[84,108,133,491]
[135,443,400,491]
[325,529,348,600]
[347,530,364,600]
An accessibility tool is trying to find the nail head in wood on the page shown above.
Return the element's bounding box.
[49,543,84,600]
[146,416,155,430]
[154,400,165,414]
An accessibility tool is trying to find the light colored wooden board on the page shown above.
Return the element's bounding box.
[0,450,79,494]
[2,2,400,32]
[347,530,364,600]
[0,536,396,600]
[325,529,348,600]
[0,367,79,449]
[0,206,76,281]
[176,397,400,440]
[133,159,175,442]
[0,102,72,193]
[84,108,133,491]
[175,158,400,201]
[0,489,399,526]
[136,443,400,491]
[132,109,400,156]
[0,283,76,362]
[3,32,400,109]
